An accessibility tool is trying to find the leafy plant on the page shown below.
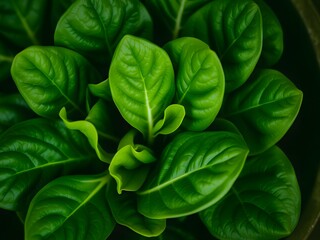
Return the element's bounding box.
[0,0,303,239]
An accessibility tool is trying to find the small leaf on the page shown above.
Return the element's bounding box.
[88,79,113,102]
[153,104,185,137]
[110,144,156,193]
[182,0,263,92]
[0,118,99,210]
[164,37,225,131]
[200,146,301,240]
[109,35,175,144]
[25,174,115,240]
[224,69,303,155]
[106,180,165,237]
[137,131,249,219]
[54,0,153,72]
[59,107,114,163]
[11,46,102,118]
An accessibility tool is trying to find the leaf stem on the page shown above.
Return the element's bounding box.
[173,0,187,39]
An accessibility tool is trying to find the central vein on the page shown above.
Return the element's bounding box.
[173,0,187,39]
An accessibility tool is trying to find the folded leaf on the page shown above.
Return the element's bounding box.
[106,180,165,237]
[11,46,102,118]
[54,0,153,72]
[182,0,263,92]
[224,69,303,155]
[25,174,115,240]
[0,118,99,210]
[109,35,175,144]
[164,37,225,131]
[137,131,249,219]
[200,146,301,240]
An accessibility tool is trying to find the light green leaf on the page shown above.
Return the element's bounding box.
[182,0,263,92]
[164,37,225,131]
[200,146,301,240]
[137,131,249,219]
[88,79,113,102]
[54,0,153,72]
[59,107,114,163]
[106,180,166,237]
[153,104,185,137]
[109,35,175,144]
[224,69,303,155]
[11,46,102,118]
[25,174,115,240]
[110,144,156,193]
[0,118,99,211]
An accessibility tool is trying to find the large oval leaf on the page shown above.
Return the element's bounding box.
[164,37,225,131]
[137,131,249,219]
[224,69,303,155]
[0,0,48,47]
[200,146,301,240]
[109,35,175,144]
[0,118,100,210]
[25,174,115,240]
[106,180,165,237]
[182,0,263,92]
[54,0,153,72]
[11,46,102,118]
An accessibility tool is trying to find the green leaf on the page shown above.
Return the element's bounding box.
[153,104,185,137]
[110,144,156,194]
[224,69,303,155]
[164,37,225,131]
[0,40,14,82]
[0,118,99,211]
[88,79,113,102]
[255,0,283,66]
[182,0,263,92]
[54,0,153,72]
[137,131,249,219]
[11,46,102,119]
[200,146,301,240]
[59,107,114,163]
[0,0,49,47]
[106,180,166,237]
[0,93,35,134]
[25,174,115,240]
[109,35,175,144]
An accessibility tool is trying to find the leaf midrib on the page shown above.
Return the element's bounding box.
[173,0,187,39]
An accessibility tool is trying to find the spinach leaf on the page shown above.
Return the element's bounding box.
[182,0,263,92]
[11,46,102,119]
[106,180,166,237]
[200,146,301,240]
[109,35,175,145]
[0,0,49,47]
[0,118,100,211]
[25,174,115,240]
[0,93,35,134]
[224,69,303,155]
[88,79,113,102]
[164,37,225,131]
[54,0,153,74]
[137,131,249,219]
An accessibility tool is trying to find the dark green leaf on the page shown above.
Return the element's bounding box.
[11,46,102,118]
[137,131,249,219]
[25,174,115,240]
[200,146,301,240]
[224,69,303,155]
[0,118,100,210]
[164,37,225,131]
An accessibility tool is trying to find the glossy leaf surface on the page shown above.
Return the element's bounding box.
[137,131,249,219]
[182,0,263,92]
[224,69,303,155]
[11,46,102,118]
[164,37,225,130]
[0,118,98,210]
[54,0,153,72]
[106,180,165,237]
[200,146,301,240]
[109,35,175,144]
[25,174,115,240]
